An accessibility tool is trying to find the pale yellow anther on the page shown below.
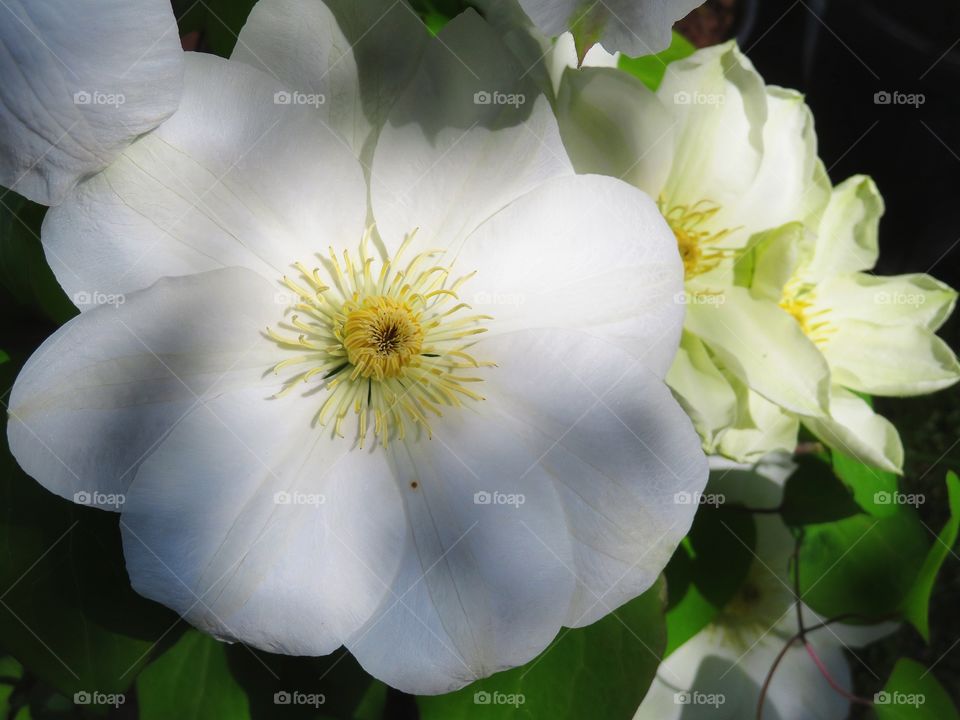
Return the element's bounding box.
[265,230,491,448]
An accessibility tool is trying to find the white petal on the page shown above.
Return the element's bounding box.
[803,175,883,281]
[666,332,738,450]
[821,320,960,396]
[635,630,758,720]
[657,41,765,241]
[685,287,831,416]
[802,387,904,473]
[517,0,702,56]
[657,43,829,244]
[348,328,706,693]
[715,383,801,463]
[455,173,684,376]
[0,0,184,205]
[762,635,853,720]
[43,52,367,301]
[556,65,675,196]
[231,0,428,158]
[722,87,829,238]
[812,272,957,331]
[121,387,403,655]
[481,330,707,627]
[371,9,572,252]
[8,268,281,505]
[742,222,806,304]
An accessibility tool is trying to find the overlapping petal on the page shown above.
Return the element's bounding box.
[8,267,281,503]
[43,52,367,302]
[0,0,184,205]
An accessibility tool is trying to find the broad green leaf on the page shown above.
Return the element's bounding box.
[417,577,667,720]
[0,361,176,698]
[780,455,861,526]
[664,508,756,654]
[874,658,959,720]
[832,448,899,518]
[797,508,928,620]
[137,631,249,720]
[0,350,8,364]
[618,31,696,91]
[899,471,960,640]
[225,645,378,719]
[0,193,74,325]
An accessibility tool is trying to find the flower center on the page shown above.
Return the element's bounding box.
[265,229,492,448]
[660,198,736,279]
[779,279,834,346]
[343,297,424,379]
[710,559,792,651]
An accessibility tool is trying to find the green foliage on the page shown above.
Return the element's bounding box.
[875,658,959,720]
[780,455,861,526]
[797,505,929,620]
[833,449,900,518]
[663,507,755,654]
[174,0,258,57]
[137,631,250,720]
[0,362,178,700]
[0,194,74,325]
[618,31,696,91]
[900,472,960,640]
[418,577,667,720]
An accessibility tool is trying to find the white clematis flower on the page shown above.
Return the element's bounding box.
[8,6,707,695]
[764,176,960,472]
[516,0,704,57]
[0,0,184,205]
[635,456,897,720]
[556,40,959,471]
[557,41,832,453]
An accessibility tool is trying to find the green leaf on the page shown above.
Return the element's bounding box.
[0,350,8,364]
[225,645,378,719]
[874,658,959,720]
[0,656,24,717]
[797,508,928,620]
[417,577,667,720]
[0,361,177,698]
[137,631,249,720]
[0,193,75,325]
[618,31,696,90]
[173,0,258,57]
[900,471,960,640]
[832,448,899,518]
[780,455,861,526]
[664,508,756,654]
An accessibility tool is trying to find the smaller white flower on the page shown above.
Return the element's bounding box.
[517,0,704,57]
[766,176,960,472]
[635,456,898,720]
[555,40,959,470]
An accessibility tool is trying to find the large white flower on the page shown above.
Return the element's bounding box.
[0,0,184,205]
[516,0,704,57]
[7,5,707,695]
[635,457,897,719]
[556,41,959,471]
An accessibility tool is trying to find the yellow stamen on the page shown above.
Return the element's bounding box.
[660,198,739,279]
[265,228,491,448]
